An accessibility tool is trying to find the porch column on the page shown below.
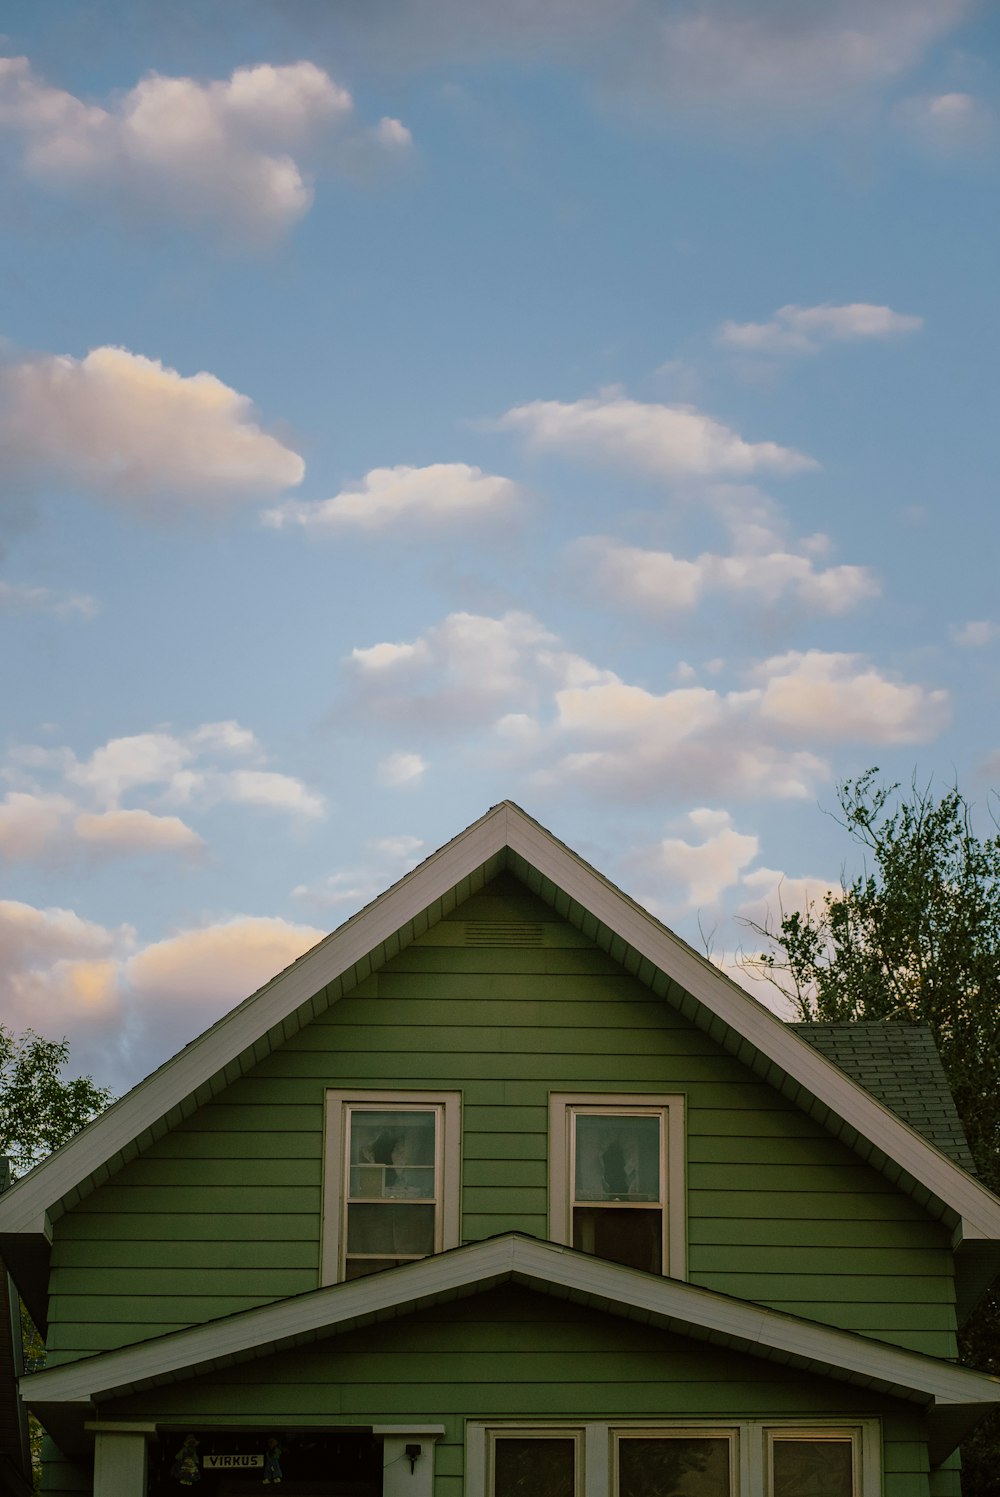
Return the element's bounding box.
[377,1423,446,1497]
[90,1424,154,1497]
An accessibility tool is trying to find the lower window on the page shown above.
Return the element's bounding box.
[469,1422,876,1497]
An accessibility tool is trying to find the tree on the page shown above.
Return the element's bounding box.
[0,1028,113,1179]
[0,1028,113,1492]
[745,770,1000,1496]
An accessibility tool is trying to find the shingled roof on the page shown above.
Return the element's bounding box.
[792,1022,976,1173]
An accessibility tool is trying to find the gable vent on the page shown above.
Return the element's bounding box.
[463,921,546,946]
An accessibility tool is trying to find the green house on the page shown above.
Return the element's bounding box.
[1,803,998,1497]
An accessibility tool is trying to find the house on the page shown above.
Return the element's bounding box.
[1,801,998,1497]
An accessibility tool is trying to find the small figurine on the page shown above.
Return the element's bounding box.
[262,1436,283,1485]
[171,1434,201,1486]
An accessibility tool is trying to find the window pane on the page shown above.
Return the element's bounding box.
[575,1114,661,1202]
[347,1202,436,1257]
[619,1438,730,1497]
[573,1207,662,1273]
[772,1439,853,1497]
[494,1438,576,1497]
[349,1110,437,1198]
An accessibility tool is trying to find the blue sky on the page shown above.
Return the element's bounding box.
[2,0,998,1094]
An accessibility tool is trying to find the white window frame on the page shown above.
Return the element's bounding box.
[468,1420,881,1497]
[548,1093,686,1280]
[321,1090,462,1285]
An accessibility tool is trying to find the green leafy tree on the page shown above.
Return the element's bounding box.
[745,770,1000,1495]
[0,1028,113,1178]
[0,1028,113,1493]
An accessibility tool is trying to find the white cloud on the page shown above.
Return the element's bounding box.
[0,344,304,513]
[951,620,997,648]
[752,650,950,743]
[67,731,195,806]
[220,770,326,819]
[0,901,324,1087]
[0,56,410,239]
[0,720,324,863]
[717,302,923,354]
[626,808,760,908]
[499,394,815,480]
[342,610,949,805]
[264,463,521,533]
[346,610,615,729]
[73,809,204,855]
[377,751,427,787]
[0,792,75,859]
[125,916,324,1010]
[893,91,998,156]
[576,536,878,616]
[0,580,100,618]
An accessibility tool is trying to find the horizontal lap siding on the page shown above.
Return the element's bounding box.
[46,877,954,1365]
[103,1289,930,1497]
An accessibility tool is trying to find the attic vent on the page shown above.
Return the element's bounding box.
[463,921,545,947]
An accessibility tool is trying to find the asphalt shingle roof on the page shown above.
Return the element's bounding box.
[790,1021,977,1174]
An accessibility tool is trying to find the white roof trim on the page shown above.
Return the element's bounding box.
[1,801,998,1245]
[22,1236,1000,1411]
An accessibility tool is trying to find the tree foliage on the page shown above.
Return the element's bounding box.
[746,770,1000,1495]
[0,1027,113,1179]
[747,768,1000,1190]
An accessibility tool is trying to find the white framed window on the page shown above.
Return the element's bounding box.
[321,1090,461,1284]
[548,1094,686,1278]
[468,1421,879,1497]
[614,1429,736,1497]
[766,1428,865,1497]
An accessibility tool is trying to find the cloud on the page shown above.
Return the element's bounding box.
[629,0,970,117]
[575,536,879,616]
[0,901,324,1088]
[219,770,325,819]
[377,751,427,787]
[0,900,130,1051]
[752,650,950,743]
[499,394,815,480]
[264,463,521,533]
[951,620,996,648]
[893,92,998,157]
[717,302,923,354]
[277,1,969,123]
[0,720,324,863]
[346,610,615,730]
[292,836,426,910]
[0,344,304,513]
[625,808,759,908]
[342,611,949,805]
[0,56,410,239]
[0,792,76,859]
[73,809,204,855]
[0,580,100,618]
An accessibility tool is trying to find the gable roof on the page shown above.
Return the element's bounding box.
[23,1235,1000,1466]
[794,1023,977,1173]
[2,800,999,1326]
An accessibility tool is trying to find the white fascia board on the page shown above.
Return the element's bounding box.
[0,807,514,1237]
[22,1236,1000,1414]
[505,807,1000,1242]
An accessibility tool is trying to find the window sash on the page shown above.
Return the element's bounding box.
[321,1090,461,1285]
[548,1094,686,1281]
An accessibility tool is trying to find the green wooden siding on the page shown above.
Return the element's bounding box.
[97,1288,934,1497]
[45,874,955,1368]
